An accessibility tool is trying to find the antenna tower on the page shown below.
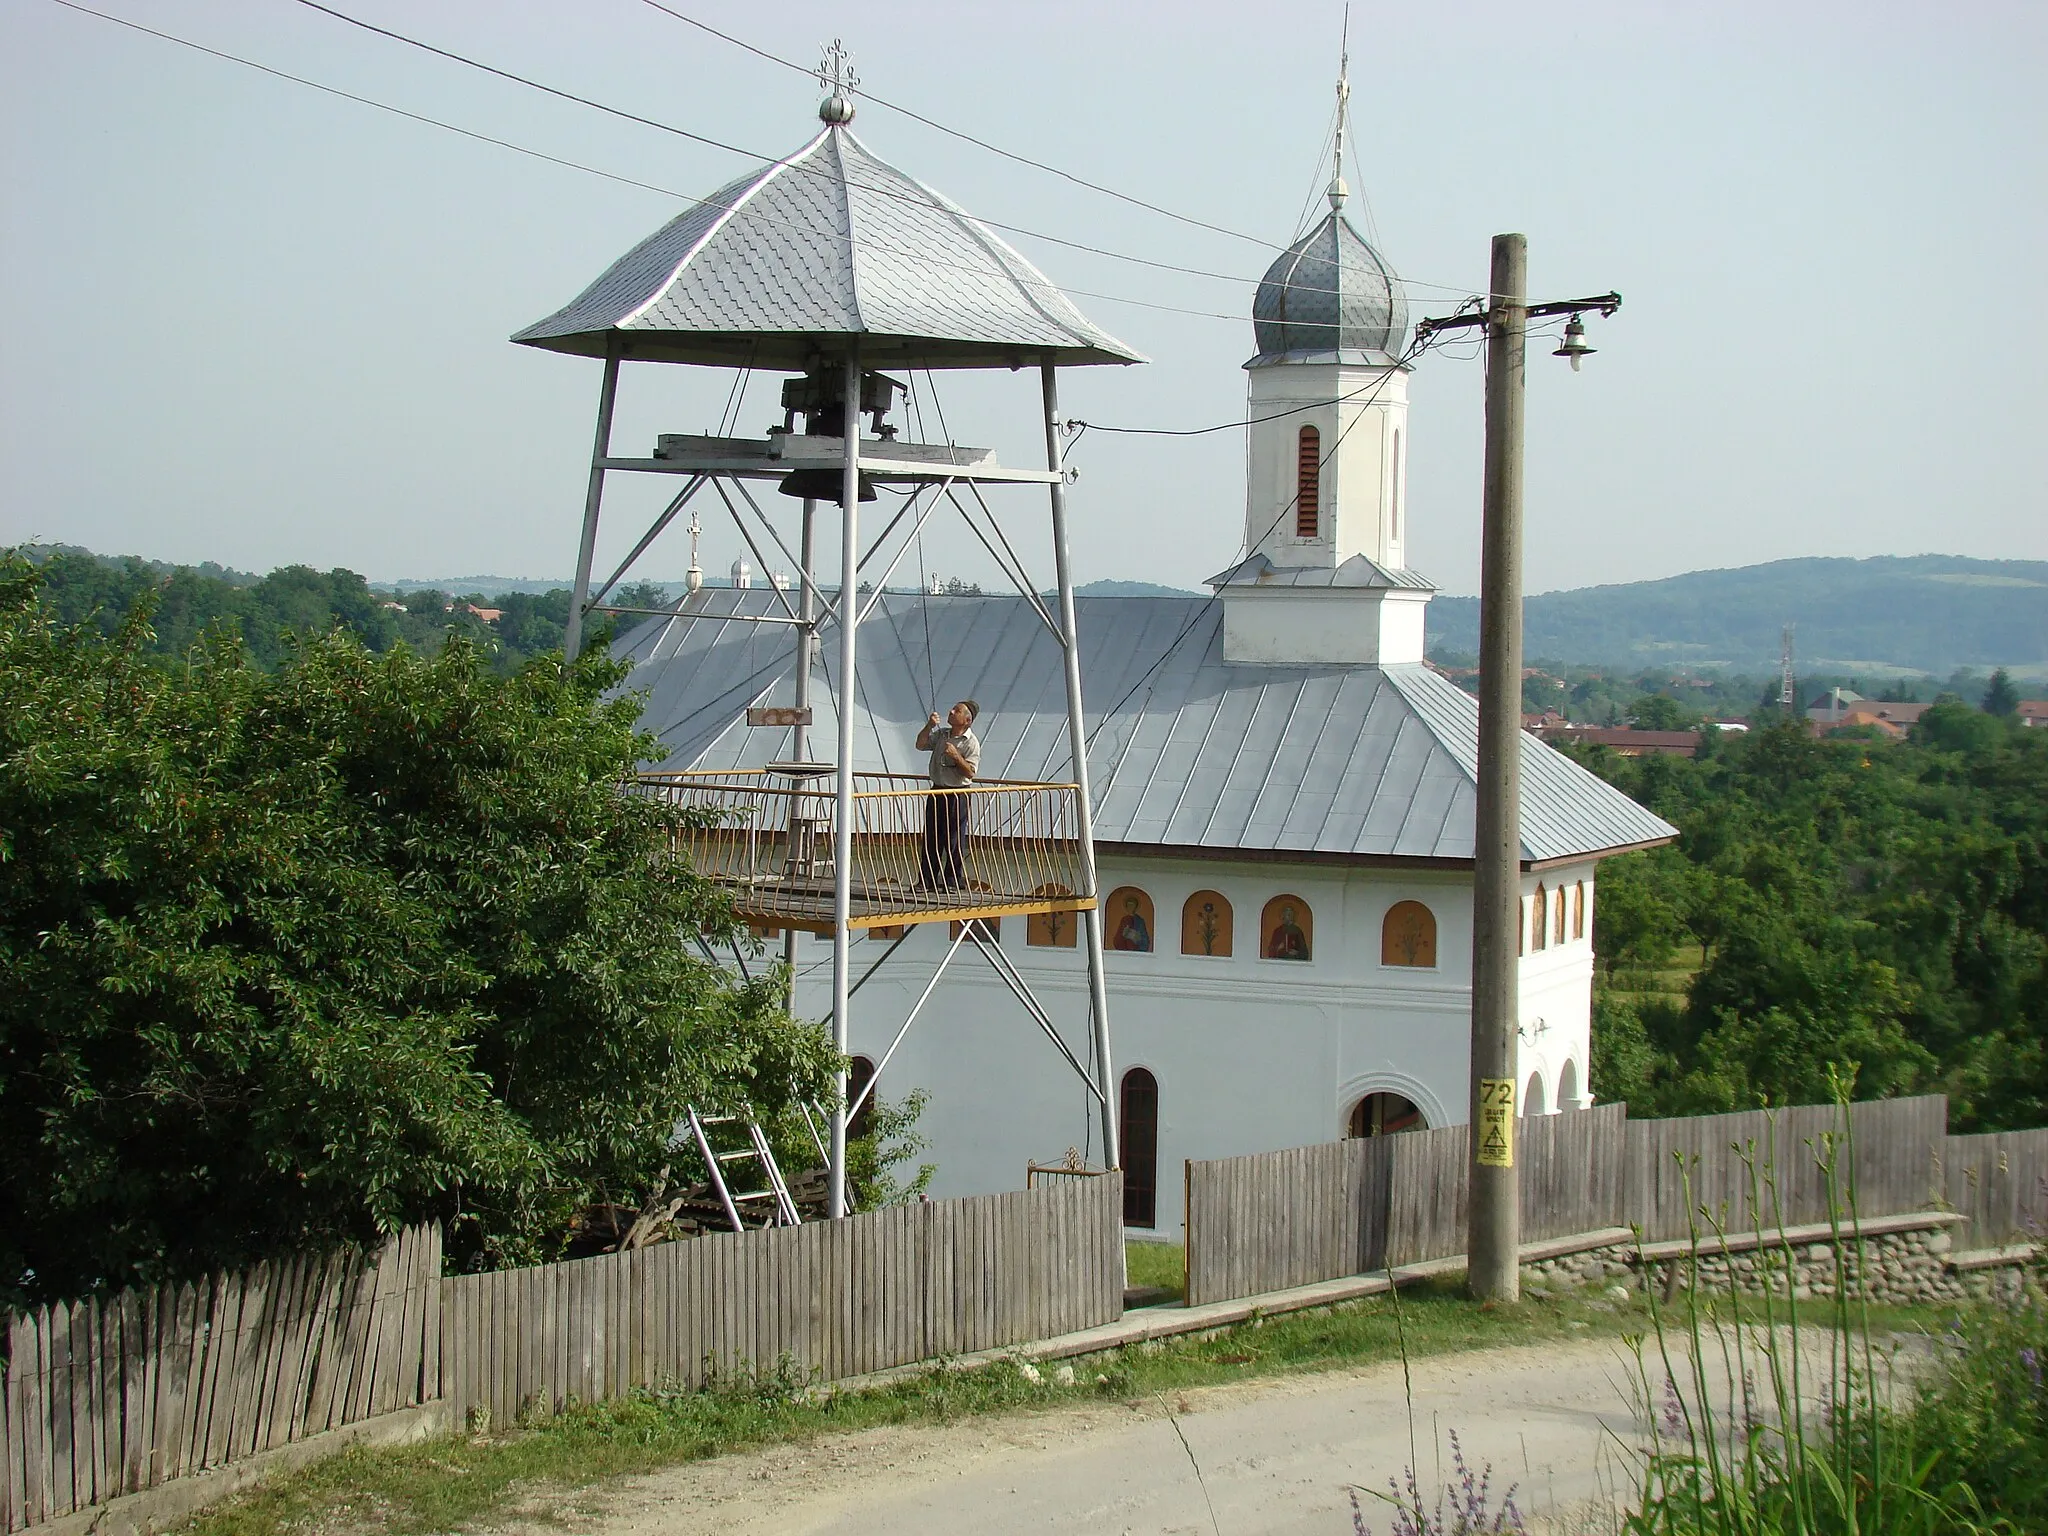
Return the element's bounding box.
[1780,624,1796,717]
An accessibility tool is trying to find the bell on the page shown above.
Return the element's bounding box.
[1552,313,1596,372]
[778,468,876,503]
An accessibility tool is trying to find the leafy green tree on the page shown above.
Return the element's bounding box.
[1628,693,1698,731]
[1983,667,2020,716]
[0,555,835,1305]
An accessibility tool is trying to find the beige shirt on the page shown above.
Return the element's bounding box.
[928,727,980,788]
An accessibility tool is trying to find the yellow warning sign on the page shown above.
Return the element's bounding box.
[1477,1078,1515,1168]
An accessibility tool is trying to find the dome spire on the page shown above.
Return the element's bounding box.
[1327,7,1350,212]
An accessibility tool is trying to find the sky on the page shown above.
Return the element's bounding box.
[3,0,2044,599]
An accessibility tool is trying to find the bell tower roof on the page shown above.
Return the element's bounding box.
[1249,212,1409,368]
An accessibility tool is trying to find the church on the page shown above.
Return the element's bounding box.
[604,107,1675,1237]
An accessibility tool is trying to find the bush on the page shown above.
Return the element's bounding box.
[0,554,835,1304]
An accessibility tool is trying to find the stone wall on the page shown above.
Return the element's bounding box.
[1519,1221,2035,1307]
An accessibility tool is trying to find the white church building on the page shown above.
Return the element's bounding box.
[611,142,1674,1237]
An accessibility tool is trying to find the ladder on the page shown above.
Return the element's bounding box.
[686,1108,801,1231]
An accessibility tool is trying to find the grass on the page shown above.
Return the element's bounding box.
[181,1273,1961,1536]
[1124,1238,1186,1300]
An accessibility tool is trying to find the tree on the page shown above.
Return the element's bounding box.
[0,555,835,1305]
[1628,693,1697,731]
[1983,667,2021,717]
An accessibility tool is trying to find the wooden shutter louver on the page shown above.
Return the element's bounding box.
[1296,426,1320,538]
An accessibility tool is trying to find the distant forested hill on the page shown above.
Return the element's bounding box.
[1426,555,2048,676]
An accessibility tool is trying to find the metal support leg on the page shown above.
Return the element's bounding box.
[564,333,623,663]
[1042,361,1119,1168]
[828,349,862,1219]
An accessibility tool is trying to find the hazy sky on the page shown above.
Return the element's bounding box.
[4,0,2043,597]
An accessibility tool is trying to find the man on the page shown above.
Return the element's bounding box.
[914,700,980,889]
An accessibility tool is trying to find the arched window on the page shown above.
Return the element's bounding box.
[1296,426,1321,539]
[847,1055,878,1141]
[1026,885,1077,947]
[1105,886,1156,952]
[1381,900,1438,967]
[1524,1070,1547,1117]
[1180,890,1234,956]
[1531,885,1548,951]
[1261,894,1313,961]
[1348,1092,1426,1137]
[1120,1067,1159,1228]
[1555,885,1568,946]
[1572,881,1587,941]
[1557,1059,1580,1110]
[1391,428,1403,541]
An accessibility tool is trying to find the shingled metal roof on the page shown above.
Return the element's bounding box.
[512,124,1143,371]
[616,591,1676,865]
[1249,209,1408,368]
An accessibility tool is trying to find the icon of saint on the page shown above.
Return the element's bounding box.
[1111,894,1152,952]
[1265,903,1310,961]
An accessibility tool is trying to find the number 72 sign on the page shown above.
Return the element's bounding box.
[1476,1077,1515,1168]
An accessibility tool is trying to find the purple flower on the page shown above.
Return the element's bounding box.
[2022,1347,2043,1391]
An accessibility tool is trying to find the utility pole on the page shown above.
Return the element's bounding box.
[1416,245,1620,1305]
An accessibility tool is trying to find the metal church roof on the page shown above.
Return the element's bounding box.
[512,121,1144,371]
[615,592,1676,866]
[1207,552,1437,592]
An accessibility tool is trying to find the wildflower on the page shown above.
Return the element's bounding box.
[2023,1346,2043,1391]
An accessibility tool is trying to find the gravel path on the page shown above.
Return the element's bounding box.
[505,1337,1665,1536]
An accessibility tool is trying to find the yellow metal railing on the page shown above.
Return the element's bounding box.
[634,769,1092,926]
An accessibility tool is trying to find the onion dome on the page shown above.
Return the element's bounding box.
[1249,211,1408,367]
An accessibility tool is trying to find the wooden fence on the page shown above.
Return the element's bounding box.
[3,1177,1123,1532]
[441,1174,1124,1427]
[1186,1096,1987,1306]
[1943,1129,2048,1248]
[2,1225,440,1533]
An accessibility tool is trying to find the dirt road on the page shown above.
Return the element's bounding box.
[518,1337,1658,1536]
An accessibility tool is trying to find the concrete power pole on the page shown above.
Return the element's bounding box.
[1415,244,1620,1306]
[1468,233,1528,1303]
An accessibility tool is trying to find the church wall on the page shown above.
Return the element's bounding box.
[796,853,1564,1239]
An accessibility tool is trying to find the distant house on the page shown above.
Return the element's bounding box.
[1831,709,1907,740]
[1537,725,1701,758]
[463,604,504,624]
[1868,701,1930,726]
[1805,687,1864,725]
[2020,701,2048,728]
[1522,709,1568,731]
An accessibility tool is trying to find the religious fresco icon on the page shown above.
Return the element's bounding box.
[1179,889,1234,957]
[1026,884,1078,947]
[1261,894,1313,961]
[1106,886,1155,952]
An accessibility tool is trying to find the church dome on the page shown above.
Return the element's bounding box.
[1249,211,1408,367]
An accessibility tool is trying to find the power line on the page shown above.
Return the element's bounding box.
[43,0,1265,326]
[639,0,1292,259]
[289,0,1477,310]
[633,0,1488,302]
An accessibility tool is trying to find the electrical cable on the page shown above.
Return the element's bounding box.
[287,0,1482,310]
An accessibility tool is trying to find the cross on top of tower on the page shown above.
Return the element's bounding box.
[817,39,858,124]
[1328,9,1351,212]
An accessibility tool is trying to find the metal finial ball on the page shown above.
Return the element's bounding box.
[819,91,855,125]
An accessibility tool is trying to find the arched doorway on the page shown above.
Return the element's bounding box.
[1524,1071,1547,1117]
[1120,1068,1159,1228]
[1348,1092,1425,1138]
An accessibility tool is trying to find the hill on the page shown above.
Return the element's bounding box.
[1425,555,2048,678]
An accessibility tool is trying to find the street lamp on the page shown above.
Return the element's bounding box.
[1416,240,1620,1304]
